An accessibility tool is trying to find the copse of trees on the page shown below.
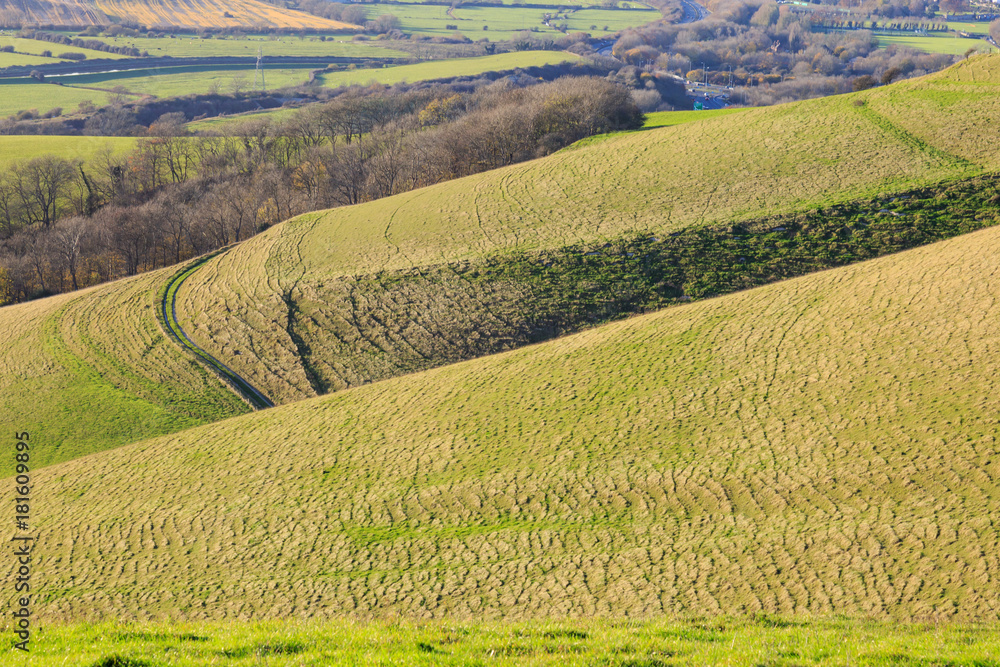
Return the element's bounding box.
[0,76,643,305]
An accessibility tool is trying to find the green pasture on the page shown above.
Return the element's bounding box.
[317,49,580,87]
[878,32,995,55]
[0,135,134,169]
[944,19,993,35]
[353,2,661,38]
[93,33,409,58]
[0,35,130,60]
[7,617,1000,666]
[0,81,113,118]
[54,64,318,97]
[187,105,301,132]
[191,51,583,130]
[0,51,63,68]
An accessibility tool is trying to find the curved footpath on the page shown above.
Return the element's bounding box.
[159,253,274,410]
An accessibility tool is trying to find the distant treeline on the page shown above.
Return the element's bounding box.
[17,29,147,57]
[0,58,685,134]
[0,76,647,304]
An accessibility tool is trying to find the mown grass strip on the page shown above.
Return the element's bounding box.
[158,254,274,410]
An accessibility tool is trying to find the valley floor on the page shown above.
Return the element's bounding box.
[14,617,1000,665]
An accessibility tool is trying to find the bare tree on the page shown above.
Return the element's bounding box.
[12,156,78,227]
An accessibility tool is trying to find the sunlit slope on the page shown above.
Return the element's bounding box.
[177,55,1000,405]
[94,0,358,29]
[0,269,248,476]
[23,226,1000,622]
[11,0,358,29]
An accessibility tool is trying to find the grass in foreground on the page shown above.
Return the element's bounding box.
[9,617,1000,665]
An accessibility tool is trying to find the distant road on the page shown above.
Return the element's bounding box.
[677,0,710,23]
[596,0,709,54]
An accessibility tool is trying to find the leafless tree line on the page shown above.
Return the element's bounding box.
[0,76,642,304]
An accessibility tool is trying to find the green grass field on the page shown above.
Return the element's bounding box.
[945,19,993,35]
[351,2,661,39]
[176,55,1000,405]
[877,32,995,55]
[93,33,408,58]
[10,219,1000,620]
[0,135,134,169]
[643,107,745,128]
[9,617,1000,665]
[1,56,998,480]
[317,50,581,88]
[55,65,319,97]
[0,35,131,61]
[186,105,301,132]
[0,81,114,118]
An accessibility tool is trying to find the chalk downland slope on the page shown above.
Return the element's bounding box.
[7,0,359,29]
[2,56,999,476]
[21,223,1000,622]
[175,54,1000,405]
[0,269,249,476]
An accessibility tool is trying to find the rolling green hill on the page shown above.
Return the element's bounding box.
[2,55,1000,478]
[14,220,1000,622]
[174,54,1000,405]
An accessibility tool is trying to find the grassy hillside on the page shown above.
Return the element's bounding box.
[175,54,1000,405]
[6,0,359,29]
[2,55,998,476]
[0,269,248,476]
[13,222,1000,621]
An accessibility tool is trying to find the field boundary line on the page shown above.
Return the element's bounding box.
[157,252,275,410]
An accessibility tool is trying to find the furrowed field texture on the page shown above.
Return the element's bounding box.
[11,223,1000,621]
[13,618,1000,666]
[8,0,360,29]
[175,55,1000,406]
[2,56,998,483]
